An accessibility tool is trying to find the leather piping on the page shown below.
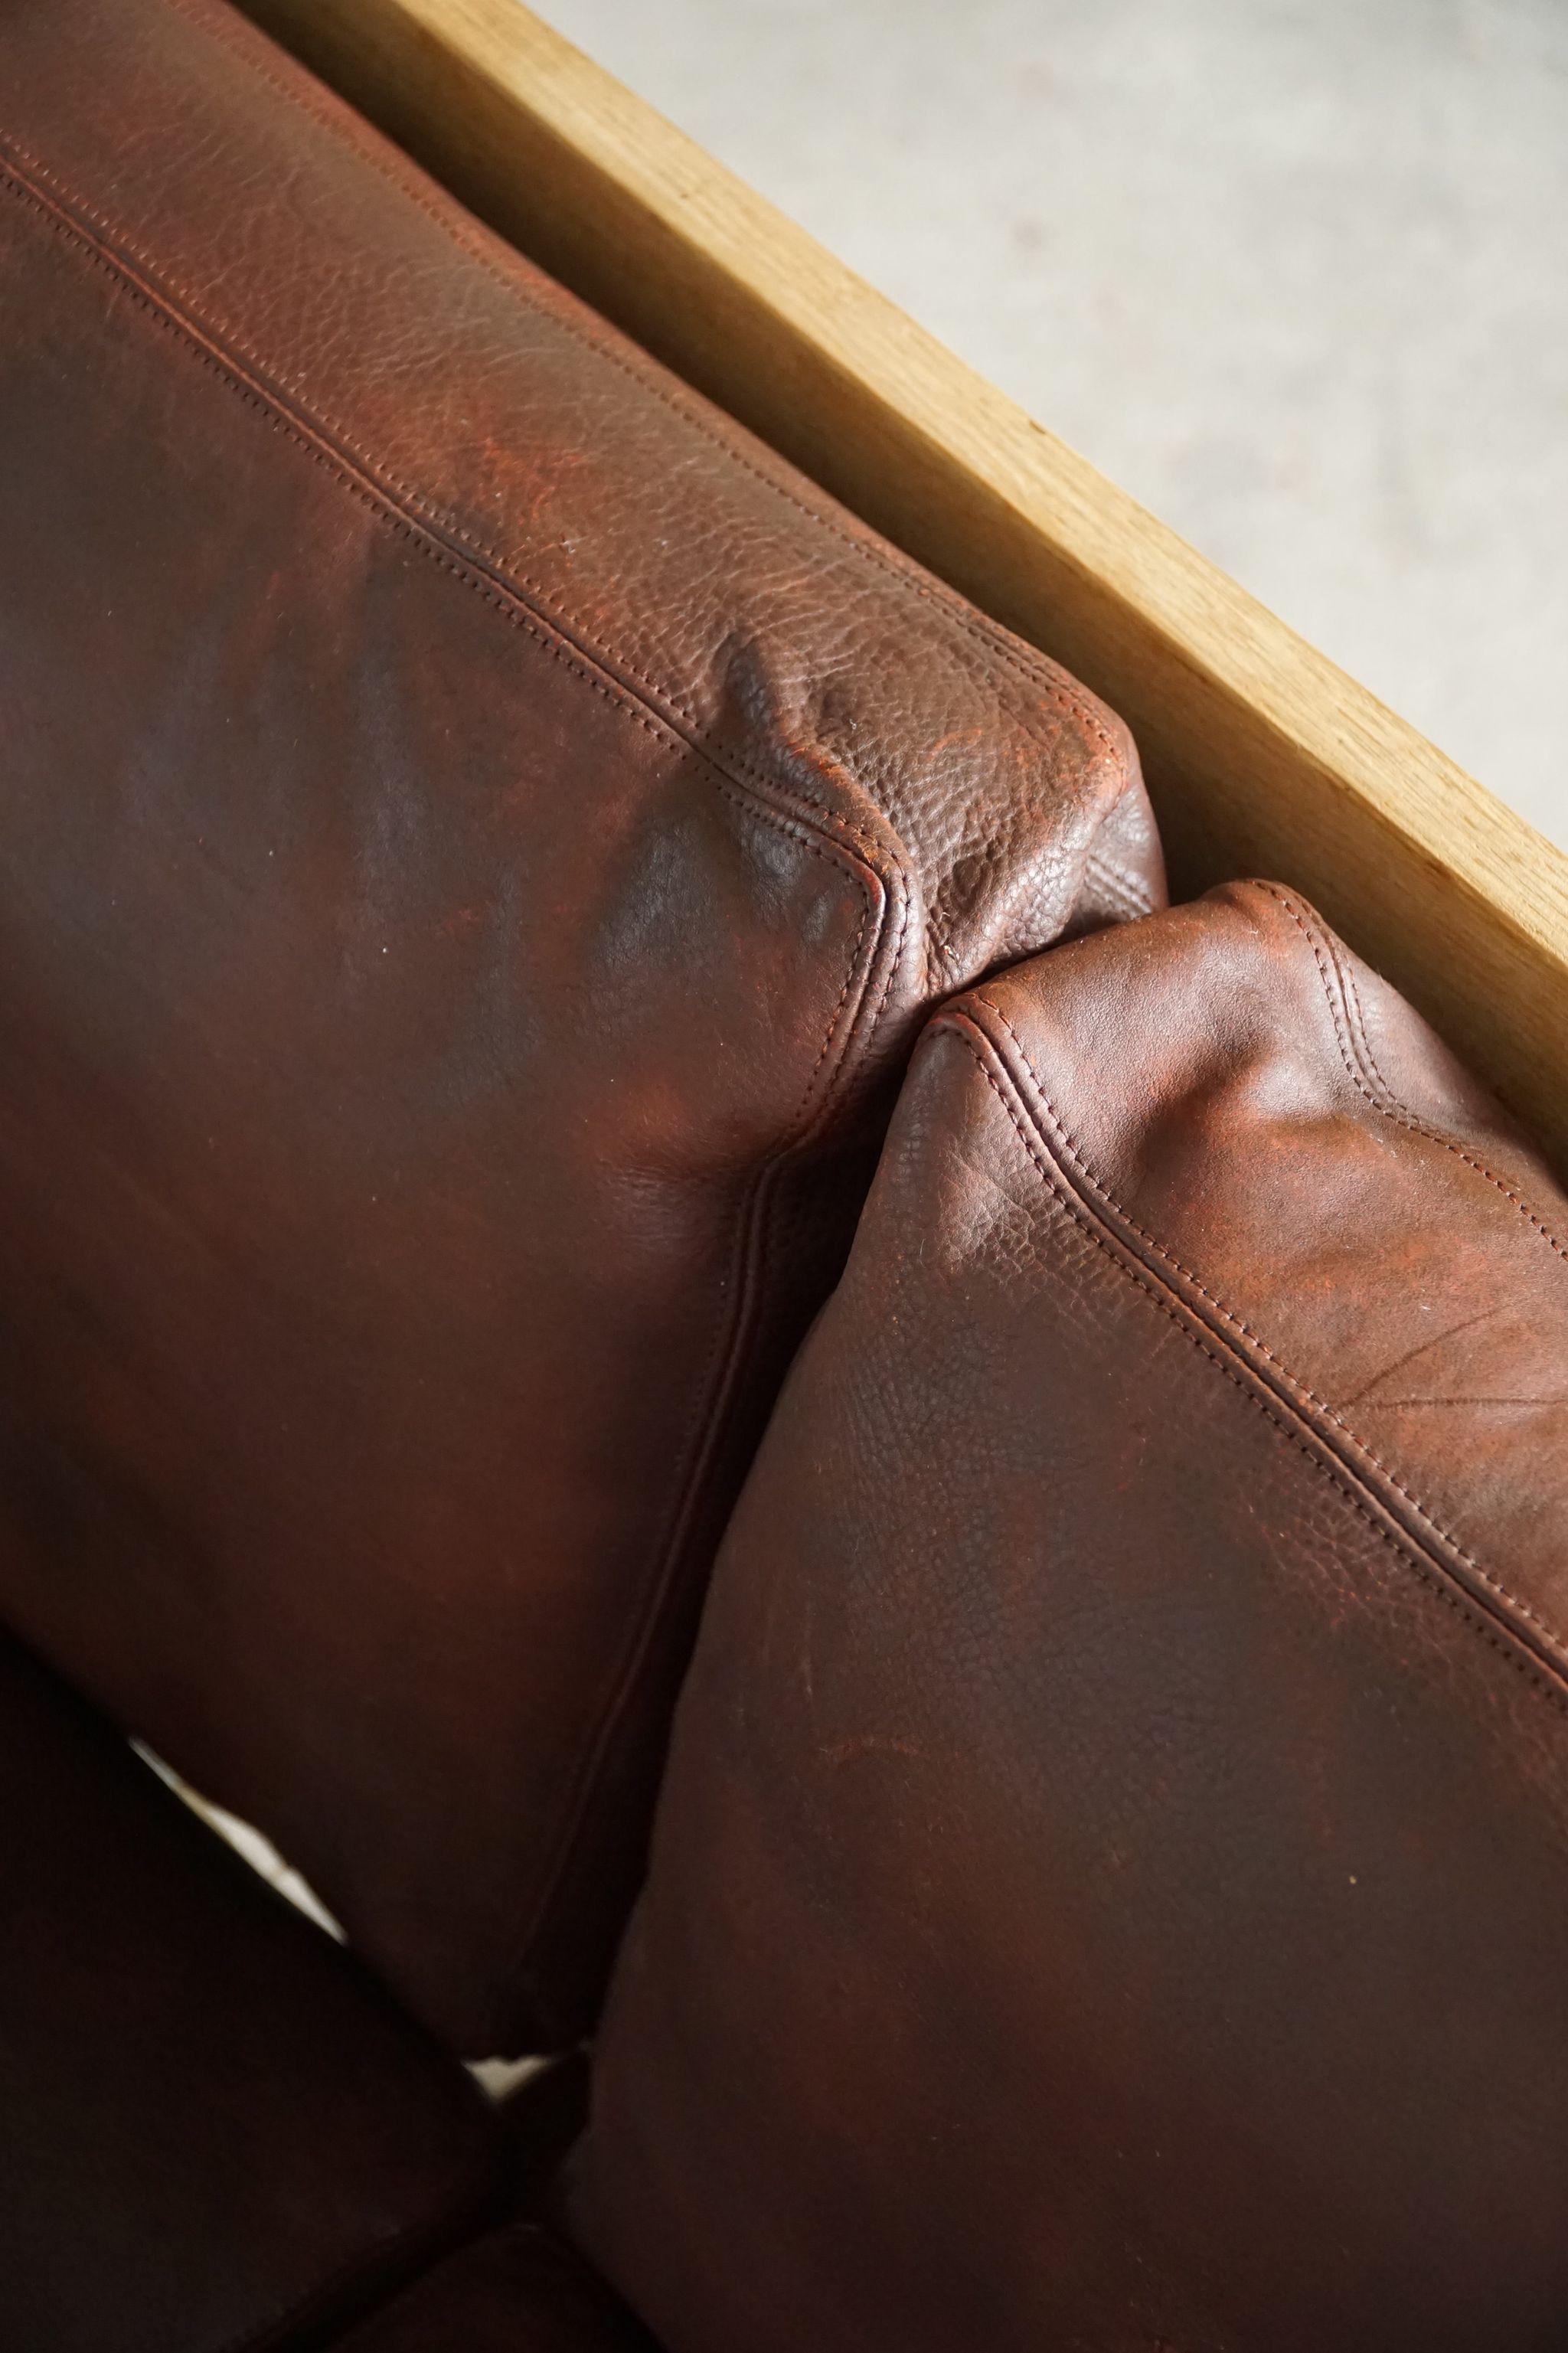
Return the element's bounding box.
[501,867,912,2049]
[1256,882,1568,1264]
[942,1005,1568,1704]
[965,931,1568,1671]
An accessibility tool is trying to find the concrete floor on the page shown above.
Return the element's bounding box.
[539,0,1568,852]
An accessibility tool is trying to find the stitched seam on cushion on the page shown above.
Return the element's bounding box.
[1340,952,1400,1101]
[139,0,1135,793]
[0,136,916,902]
[939,1017,1568,1716]
[496,865,909,2042]
[501,1170,772,2046]
[0,149,888,1054]
[963,991,1568,1675]
[1253,882,1568,1264]
[793,858,903,1142]
[498,1162,768,2044]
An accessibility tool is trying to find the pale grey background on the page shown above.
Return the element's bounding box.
[537,0,1568,851]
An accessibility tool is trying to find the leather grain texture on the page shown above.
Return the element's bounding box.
[333,2228,657,2353]
[0,1628,500,2353]
[567,881,1568,2352]
[0,0,1161,2052]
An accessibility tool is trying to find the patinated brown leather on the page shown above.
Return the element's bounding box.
[0,1626,500,2353]
[567,882,1568,2352]
[335,2229,657,2352]
[0,0,1161,2053]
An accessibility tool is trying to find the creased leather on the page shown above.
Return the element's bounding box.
[0,0,1162,2053]
[567,883,1568,2353]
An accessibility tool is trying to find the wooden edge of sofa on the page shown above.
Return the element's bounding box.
[234,0,1568,1173]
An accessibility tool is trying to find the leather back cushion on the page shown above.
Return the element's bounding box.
[0,0,1160,2052]
[566,882,1568,2352]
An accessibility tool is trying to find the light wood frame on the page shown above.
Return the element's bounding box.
[237,0,1568,1168]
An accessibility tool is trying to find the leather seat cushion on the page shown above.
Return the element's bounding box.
[0,0,1161,2053]
[0,1628,500,2353]
[566,882,1568,2352]
[333,2229,656,2352]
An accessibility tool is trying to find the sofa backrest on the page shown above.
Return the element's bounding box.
[0,0,1161,2053]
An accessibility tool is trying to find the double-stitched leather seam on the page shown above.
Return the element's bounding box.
[0,147,890,1119]
[0,133,910,911]
[497,1162,765,2046]
[939,1016,1568,1714]
[961,990,1568,1678]
[1254,882,1568,1265]
[149,0,1136,802]
[498,865,910,2044]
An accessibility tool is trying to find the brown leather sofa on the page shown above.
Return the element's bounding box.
[2,3,1564,2348]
